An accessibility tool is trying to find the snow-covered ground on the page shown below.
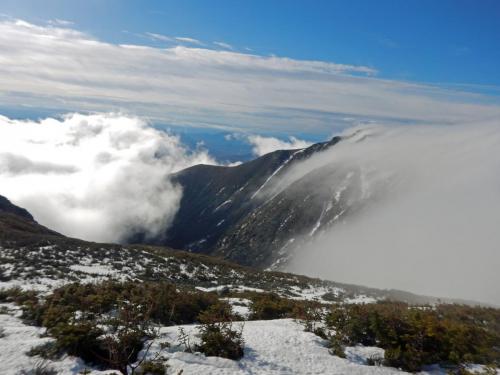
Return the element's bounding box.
[1,243,494,374]
[220,297,252,318]
[1,304,495,375]
[154,319,405,375]
[0,304,113,375]
[1,243,388,306]
[344,295,378,304]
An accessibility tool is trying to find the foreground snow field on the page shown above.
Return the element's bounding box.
[155,319,403,375]
[0,304,105,375]
[4,302,482,375]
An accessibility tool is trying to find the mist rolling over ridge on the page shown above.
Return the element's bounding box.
[1,111,499,305]
[0,113,216,242]
[282,123,500,305]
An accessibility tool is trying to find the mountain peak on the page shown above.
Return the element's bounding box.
[0,195,34,221]
[131,136,344,267]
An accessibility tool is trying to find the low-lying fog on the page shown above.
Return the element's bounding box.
[283,123,500,305]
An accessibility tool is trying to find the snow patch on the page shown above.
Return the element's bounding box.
[145,319,408,374]
[69,264,118,276]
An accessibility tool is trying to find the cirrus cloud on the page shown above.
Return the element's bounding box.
[3,19,499,135]
[213,41,233,50]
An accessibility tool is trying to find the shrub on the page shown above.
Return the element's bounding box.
[325,302,500,372]
[301,305,325,335]
[249,293,296,320]
[34,281,224,328]
[0,305,10,314]
[366,353,384,366]
[195,322,244,360]
[0,287,43,324]
[189,298,244,360]
[197,301,234,324]
[19,360,58,375]
[137,360,167,375]
[328,334,346,358]
[312,327,328,340]
[27,341,61,360]
[15,281,230,374]
[49,321,105,364]
[177,327,193,353]
[99,323,146,374]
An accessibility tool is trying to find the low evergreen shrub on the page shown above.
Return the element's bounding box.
[195,321,244,360]
[325,302,500,372]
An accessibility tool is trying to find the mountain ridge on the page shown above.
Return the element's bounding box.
[137,136,344,268]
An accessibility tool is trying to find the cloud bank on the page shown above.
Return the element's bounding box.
[246,135,313,156]
[283,122,500,305]
[1,19,500,133]
[0,113,215,243]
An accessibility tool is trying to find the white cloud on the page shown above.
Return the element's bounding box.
[48,19,74,26]
[146,32,173,42]
[213,41,233,50]
[0,113,216,243]
[284,122,500,305]
[0,153,77,175]
[146,33,204,46]
[175,36,203,45]
[246,135,313,156]
[0,19,499,134]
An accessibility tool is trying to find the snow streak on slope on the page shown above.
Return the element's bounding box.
[251,149,305,199]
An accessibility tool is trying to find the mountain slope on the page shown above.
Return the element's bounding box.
[0,194,470,306]
[144,137,343,267]
[0,195,34,220]
[214,163,365,267]
[0,196,62,244]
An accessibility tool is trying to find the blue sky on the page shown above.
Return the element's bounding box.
[1,0,500,146]
[2,0,499,87]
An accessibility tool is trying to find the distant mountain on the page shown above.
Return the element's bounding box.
[0,195,34,221]
[0,195,62,243]
[138,136,370,268]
